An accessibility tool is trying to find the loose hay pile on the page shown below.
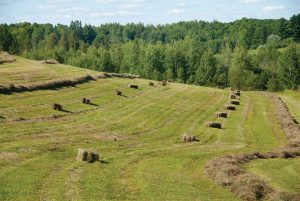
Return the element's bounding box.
[0,52,16,64]
[76,149,99,163]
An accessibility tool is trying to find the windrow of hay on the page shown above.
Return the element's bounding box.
[205,92,300,201]
[205,147,300,201]
[0,73,140,94]
[261,92,300,147]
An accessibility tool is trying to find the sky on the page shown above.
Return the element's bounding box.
[0,0,299,25]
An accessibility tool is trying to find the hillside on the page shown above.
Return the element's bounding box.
[0,57,299,201]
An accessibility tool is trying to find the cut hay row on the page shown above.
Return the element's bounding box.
[261,92,300,147]
[205,92,300,201]
[205,147,300,201]
[0,73,140,94]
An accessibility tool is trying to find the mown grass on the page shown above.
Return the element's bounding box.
[278,89,300,121]
[246,158,300,193]
[0,59,297,201]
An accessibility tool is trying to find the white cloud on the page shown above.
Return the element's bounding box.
[179,2,186,7]
[57,7,85,12]
[241,0,259,4]
[168,8,185,15]
[96,0,116,3]
[263,5,286,11]
[52,14,72,18]
[89,12,115,17]
[117,10,140,15]
[120,3,141,10]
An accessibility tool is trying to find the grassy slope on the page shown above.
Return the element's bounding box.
[0,56,99,85]
[0,58,293,201]
[245,89,300,196]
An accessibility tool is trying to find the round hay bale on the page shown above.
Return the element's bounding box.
[82,98,87,104]
[216,112,227,118]
[229,100,240,105]
[57,104,63,111]
[76,149,88,161]
[52,103,58,110]
[224,105,236,110]
[182,134,197,142]
[149,82,154,86]
[207,122,222,129]
[86,99,91,104]
[86,151,99,163]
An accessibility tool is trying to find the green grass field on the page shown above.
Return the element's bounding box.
[0,57,299,201]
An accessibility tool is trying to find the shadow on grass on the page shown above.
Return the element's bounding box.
[87,103,99,106]
[99,160,109,164]
[119,94,128,98]
[61,109,73,114]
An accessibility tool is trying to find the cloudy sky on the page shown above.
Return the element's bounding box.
[0,0,299,25]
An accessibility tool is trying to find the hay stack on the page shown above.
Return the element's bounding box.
[149,82,154,86]
[215,112,227,118]
[182,134,197,142]
[128,84,138,89]
[52,103,63,111]
[224,105,236,110]
[116,90,122,95]
[207,122,222,129]
[76,149,99,163]
[229,100,240,105]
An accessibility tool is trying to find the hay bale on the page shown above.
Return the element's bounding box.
[235,92,241,96]
[76,149,99,163]
[229,100,240,105]
[207,122,222,129]
[216,112,227,118]
[86,99,91,104]
[86,151,99,163]
[41,59,59,64]
[76,149,88,161]
[161,80,167,86]
[182,134,197,142]
[230,94,236,99]
[116,90,122,95]
[128,84,138,89]
[149,82,154,86]
[224,105,236,110]
[52,103,63,111]
[82,98,87,104]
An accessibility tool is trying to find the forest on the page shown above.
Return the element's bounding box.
[0,14,300,91]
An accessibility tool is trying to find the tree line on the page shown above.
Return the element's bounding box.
[0,14,300,91]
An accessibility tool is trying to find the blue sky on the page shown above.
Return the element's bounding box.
[0,0,299,25]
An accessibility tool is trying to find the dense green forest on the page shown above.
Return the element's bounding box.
[1,14,300,91]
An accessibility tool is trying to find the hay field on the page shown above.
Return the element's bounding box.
[0,58,299,201]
